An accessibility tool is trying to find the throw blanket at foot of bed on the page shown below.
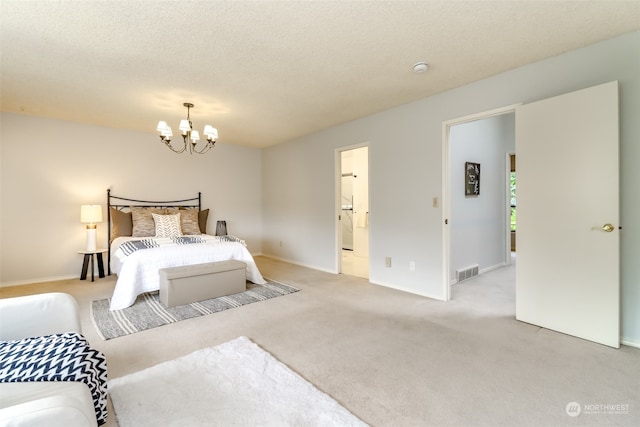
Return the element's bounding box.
[0,332,108,425]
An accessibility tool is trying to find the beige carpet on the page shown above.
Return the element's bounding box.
[1,256,639,426]
[90,279,299,339]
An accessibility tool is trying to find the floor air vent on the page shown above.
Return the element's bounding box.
[456,265,479,283]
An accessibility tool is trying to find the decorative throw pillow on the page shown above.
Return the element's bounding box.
[152,213,183,238]
[179,209,201,235]
[110,208,132,242]
[131,207,164,237]
[199,209,209,234]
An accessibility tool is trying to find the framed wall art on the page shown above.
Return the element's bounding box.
[465,162,480,196]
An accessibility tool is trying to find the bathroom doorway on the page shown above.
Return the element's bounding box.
[338,146,369,278]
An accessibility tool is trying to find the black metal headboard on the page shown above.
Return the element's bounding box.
[106,189,201,274]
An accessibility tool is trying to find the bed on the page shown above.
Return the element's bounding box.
[107,190,266,311]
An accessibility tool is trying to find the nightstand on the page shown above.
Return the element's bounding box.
[78,249,107,282]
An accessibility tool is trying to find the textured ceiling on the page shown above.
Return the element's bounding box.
[1,1,639,148]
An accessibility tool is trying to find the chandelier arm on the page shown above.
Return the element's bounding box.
[190,141,215,154]
[162,139,188,154]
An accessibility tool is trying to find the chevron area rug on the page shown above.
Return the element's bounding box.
[109,336,368,427]
[91,278,299,340]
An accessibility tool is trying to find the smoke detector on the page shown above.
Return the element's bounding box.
[413,62,429,73]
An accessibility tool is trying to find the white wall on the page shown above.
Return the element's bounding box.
[0,114,263,285]
[450,113,515,279]
[261,32,640,344]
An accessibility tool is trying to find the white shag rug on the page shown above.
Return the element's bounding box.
[108,336,368,427]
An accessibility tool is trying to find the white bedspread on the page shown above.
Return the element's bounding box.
[109,235,266,311]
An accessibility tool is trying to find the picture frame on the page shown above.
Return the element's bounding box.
[465,162,480,196]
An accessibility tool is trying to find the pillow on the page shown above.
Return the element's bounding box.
[131,207,165,237]
[199,209,209,234]
[110,208,132,241]
[152,213,183,238]
[179,209,201,235]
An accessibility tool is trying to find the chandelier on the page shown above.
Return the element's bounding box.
[156,102,218,154]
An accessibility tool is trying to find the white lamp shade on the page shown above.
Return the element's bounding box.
[203,125,218,140]
[179,119,191,132]
[156,121,168,132]
[190,130,200,141]
[162,126,173,137]
[80,205,103,224]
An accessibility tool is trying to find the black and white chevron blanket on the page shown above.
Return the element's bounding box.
[0,332,108,425]
[118,238,160,256]
[118,235,246,257]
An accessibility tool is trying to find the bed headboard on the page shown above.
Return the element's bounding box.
[106,189,202,274]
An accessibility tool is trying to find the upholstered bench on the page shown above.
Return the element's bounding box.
[159,260,247,308]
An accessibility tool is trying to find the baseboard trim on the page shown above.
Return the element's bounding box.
[449,261,507,286]
[479,262,507,275]
[259,254,336,274]
[621,337,640,349]
[0,274,78,288]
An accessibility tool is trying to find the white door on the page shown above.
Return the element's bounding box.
[515,81,619,348]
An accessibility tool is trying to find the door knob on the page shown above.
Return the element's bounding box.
[601,224,615,232]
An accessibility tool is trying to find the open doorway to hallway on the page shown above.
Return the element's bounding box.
[339,146,369,278]
[443,106,517,299]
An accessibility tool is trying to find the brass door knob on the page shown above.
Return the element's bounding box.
[601,224,615,232]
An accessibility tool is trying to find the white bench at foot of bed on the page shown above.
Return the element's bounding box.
[159,260,247,308]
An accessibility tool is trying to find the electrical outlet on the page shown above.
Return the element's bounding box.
[279,241,283,247]
[409,261,416,271]
[433,197,439,208]
[385,257,392,268]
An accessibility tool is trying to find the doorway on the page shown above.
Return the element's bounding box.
[338,146,369,278]
[443,82,619,348]
[442,104,519,299]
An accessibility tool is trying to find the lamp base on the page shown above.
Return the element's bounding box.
[86,226,97,252]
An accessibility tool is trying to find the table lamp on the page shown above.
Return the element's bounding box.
[81,205,103,251]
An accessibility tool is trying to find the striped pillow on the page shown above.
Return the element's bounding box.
[152,213,183,238]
